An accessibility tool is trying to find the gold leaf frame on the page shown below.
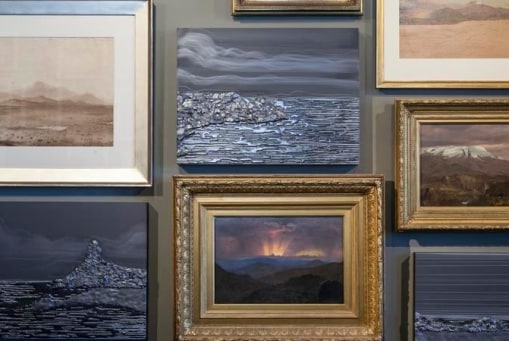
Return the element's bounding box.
[174,175,383,341]
[232,0,362,15]
[395,99,509,230]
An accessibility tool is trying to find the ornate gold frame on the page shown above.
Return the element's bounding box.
[174,175,383,341]
[395,99,509,230]
[232,0,362,15]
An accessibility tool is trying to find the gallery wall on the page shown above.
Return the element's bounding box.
[155,0,509,340]
[7,1,509,340]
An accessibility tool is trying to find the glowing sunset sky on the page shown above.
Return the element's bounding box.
[214,216,342,262]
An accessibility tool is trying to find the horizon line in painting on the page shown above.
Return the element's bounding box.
[0,202,147,339]
[214,216,343,304]
[177,28,360,165]
[400,0,509,58]
[0,37,114,147]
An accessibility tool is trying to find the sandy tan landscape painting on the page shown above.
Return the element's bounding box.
[400,0,509,58]
[0,38,113,146]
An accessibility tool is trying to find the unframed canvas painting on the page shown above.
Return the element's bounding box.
[177,28,359,165]
[0,38,113,146]
[214,216,343,304]
[419,124,509,206]
[0,202,147,339]
[414,253,509,341]
[400,0,509,58]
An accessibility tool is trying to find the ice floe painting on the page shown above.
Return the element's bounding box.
[177,28,359,165]
[414,252,509,341]
[0,202,147,340]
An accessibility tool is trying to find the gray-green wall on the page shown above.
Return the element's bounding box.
[157,1,509,340]
[11,1,508,340]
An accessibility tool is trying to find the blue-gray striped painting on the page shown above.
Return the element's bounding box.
[414,252,509,341]
[0,202,147,340]
[177,28,359,165]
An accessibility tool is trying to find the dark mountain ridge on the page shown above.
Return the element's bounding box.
[420,152,509,178]
[215,261,343,304]
[260,261,342,285]
[217,255,328,273]
[420,149,509,206]
[401,3,509,25]
[0,81,108,107]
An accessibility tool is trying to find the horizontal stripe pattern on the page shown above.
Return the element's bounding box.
[415,253,509,317]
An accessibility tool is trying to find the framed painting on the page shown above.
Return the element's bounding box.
[377,0,509,88]
[173,175,383,341]
[0,0,152,186]
[177,28,359,165]
[0,201,148,339]
[396,99,509,230]
[413,252,509,341]
[232,0,362,15]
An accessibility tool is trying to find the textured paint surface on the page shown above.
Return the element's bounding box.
[414,253,509,341]
[177,28,359,165]
[0,202,147,340]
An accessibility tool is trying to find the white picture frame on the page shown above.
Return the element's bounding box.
[0,0,152,186]
[377,0,509,88]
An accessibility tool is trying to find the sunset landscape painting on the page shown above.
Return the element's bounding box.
[420,124,509,206]
[400,0,509,58]
[0,37,113,146]
[214,216,343,304]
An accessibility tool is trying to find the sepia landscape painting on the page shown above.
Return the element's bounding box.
[0,202,147,339]
[177,28,359,164]
[0,38,113,146]
[214,216,343,304]
[400,0,509,58]
[420,124,509,206]
[414,252,509,341]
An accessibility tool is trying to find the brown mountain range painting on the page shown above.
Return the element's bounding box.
[400,0,509,58]
[420,124,509,206]
[0,38,113,146]
[214,216,344,304]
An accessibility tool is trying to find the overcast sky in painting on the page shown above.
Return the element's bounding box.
[177,28,359,97]
[0,38,113,103]
[415,253,509,318]
[401,0,509,10]
[0,202,146,281]
[214,216,342,262]
[420,124,509,160]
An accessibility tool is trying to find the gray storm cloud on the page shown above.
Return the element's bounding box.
[177,29,359,96]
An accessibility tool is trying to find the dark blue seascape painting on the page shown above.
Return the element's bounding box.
[177,28,359,165]
[414,253,509,341]
[0,202,147,340]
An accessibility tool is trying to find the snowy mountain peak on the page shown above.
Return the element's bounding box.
[421,145,497,160]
